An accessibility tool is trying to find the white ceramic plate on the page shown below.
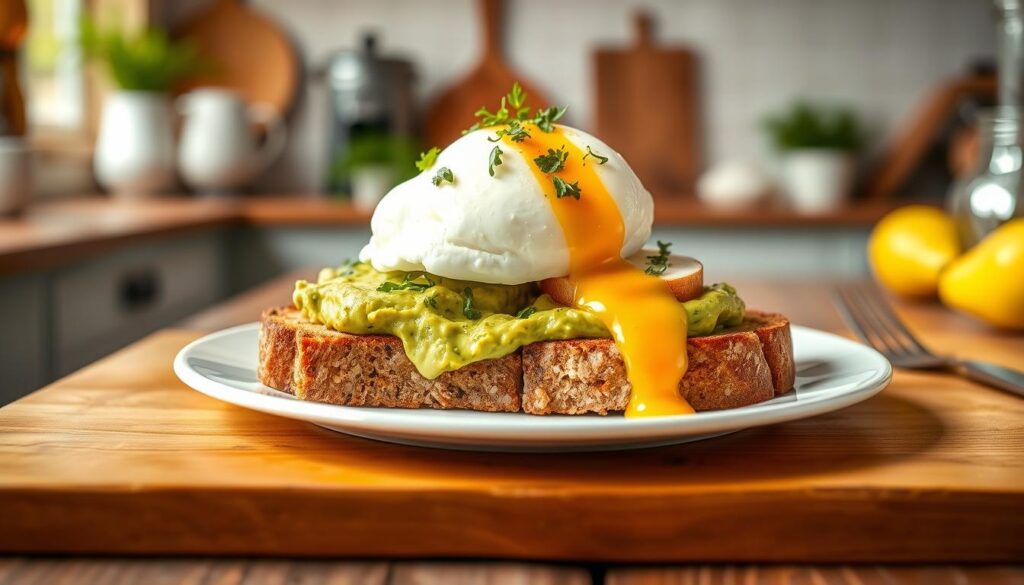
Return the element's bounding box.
[174,323,891,452]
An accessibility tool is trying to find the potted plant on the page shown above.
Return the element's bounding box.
[82,20,203,197]
[764,102,863,213]
[327,132,419,210]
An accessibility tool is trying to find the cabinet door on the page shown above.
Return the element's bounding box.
[52,233,226,376]
[0,274,48,403]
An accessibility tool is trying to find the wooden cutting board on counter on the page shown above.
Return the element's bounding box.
[594,13,700,198]
[422,0,547,149]
[0,274,1022,562]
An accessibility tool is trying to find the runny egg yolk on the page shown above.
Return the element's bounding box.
[505,125,694,417]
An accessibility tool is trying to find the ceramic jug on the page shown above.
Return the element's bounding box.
[178,89,286,194]
[94,91,177,197]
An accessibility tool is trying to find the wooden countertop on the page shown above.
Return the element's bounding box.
[0,196,904,276]
[1,274,1021,566]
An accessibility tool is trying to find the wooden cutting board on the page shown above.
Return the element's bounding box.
[422,0,547,149]
[594,13,700,198]
[0,275,1021,561]
[175,0,299,114]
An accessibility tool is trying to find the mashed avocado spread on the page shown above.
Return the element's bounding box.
[293,262,745,379]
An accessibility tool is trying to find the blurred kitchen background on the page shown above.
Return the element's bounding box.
[0,0,1013,401]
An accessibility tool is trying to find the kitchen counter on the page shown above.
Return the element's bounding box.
[0,273,1021,583]
[0,196,907,275]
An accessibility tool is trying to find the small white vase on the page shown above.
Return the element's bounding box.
[94,91,176,198]
[351,165,396,211]
[779,150,854,213]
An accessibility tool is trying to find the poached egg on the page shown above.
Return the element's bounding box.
[360,122,692,417]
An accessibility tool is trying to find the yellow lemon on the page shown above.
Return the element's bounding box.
[868,205,961,298]
[939,219,1024,329]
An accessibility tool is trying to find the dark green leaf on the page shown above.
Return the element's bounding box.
[552,176,581,200]
[533,146,568,174]
[533,106,567,132]
[377,273,436,293]
[432,166,455,186]
[515,306,537,319]
[488,145,504,177]
[463,287,481,319]
[582,145,609,166]
[644,240,672,276]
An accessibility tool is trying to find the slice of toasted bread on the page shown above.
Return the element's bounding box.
[539,252,704,304]
[521,311,794,415]
[259,308,522,412]
[258,308,794,415]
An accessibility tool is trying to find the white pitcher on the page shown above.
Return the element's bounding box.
[94,91,177,198]
[178,89,286,194]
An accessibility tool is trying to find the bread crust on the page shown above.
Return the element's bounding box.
[258,307,794,415]
[259,308,521,412]
[521,312,795,415]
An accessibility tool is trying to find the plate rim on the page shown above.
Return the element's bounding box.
[173,322,892,445]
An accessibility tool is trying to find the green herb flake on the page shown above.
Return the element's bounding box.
[533,106,567,132]
[462,287,482,320]
[533,146,568,174]
[488,119,531,143]
[552,176,581,200]
[488,145,504,177]
[582,145,609,166]
[425,295,438,309]
[415,147,440,172]
[644,240,673,276]
[377,273,436,293]
[432,166,455,186]
[515,306,537,319]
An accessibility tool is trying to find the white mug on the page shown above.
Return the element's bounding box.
[178,89,287,194]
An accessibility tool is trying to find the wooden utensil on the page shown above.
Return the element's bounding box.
[174,0,299,115]
[422,0,547,149]
[594,13,700,199]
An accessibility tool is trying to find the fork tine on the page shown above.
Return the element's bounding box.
[833,286,899,359]
[856,282,932,357]
[845,284,914,359]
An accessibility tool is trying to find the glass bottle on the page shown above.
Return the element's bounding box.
[948,107,1022,247]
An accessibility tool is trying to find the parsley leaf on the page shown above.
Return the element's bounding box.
[533,146,568,174]
[582,145,609,166]
[488,119,531,143]
[488,145,504,177]
[644,240,673,276]
[378,273,436,293]
[533,106,567,132]
[425,295,438,309]
[507,82,529,120]
[552,176,581,200]
[515,306,537,319]
[415,147,440,172]
[432,166,455,186]
[462,287,481,319]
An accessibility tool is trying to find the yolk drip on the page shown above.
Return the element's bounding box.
[505,125,694,417]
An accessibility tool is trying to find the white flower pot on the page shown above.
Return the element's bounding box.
[351,165,396,211]
[0,137,32,215]
[94,91,176,197]
[779,150,855,213]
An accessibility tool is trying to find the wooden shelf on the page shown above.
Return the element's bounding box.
[0,195,913,276]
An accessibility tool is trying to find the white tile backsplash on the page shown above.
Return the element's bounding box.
[171,0,995,193]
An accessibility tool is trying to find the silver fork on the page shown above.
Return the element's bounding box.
[833,283,1024,399]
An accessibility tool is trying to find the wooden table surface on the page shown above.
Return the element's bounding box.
[1,273,1022,584]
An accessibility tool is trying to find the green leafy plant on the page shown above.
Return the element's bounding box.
[80,18,205,92]
[327,132,420,192]
[763,102,863,151]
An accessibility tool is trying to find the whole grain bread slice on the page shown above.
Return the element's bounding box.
[258,307,522,412]
[521,311,795,415]
[258,307,794,415]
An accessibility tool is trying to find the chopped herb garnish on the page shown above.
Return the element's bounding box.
[552,176,581,200]
[432,166,455,186]
[507,82,529,119]
[425,295,438,309]
[337,258,363,276]
[462,287,481,319]
[533,106,567,132]
[488,145,504,177]
[377,273,436,293]
[515,306,537,319]
[582,145,609,166]
[415,147,440,172]
[533,146,568,174]
[644,240,672,276]
[488,119,531,143]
